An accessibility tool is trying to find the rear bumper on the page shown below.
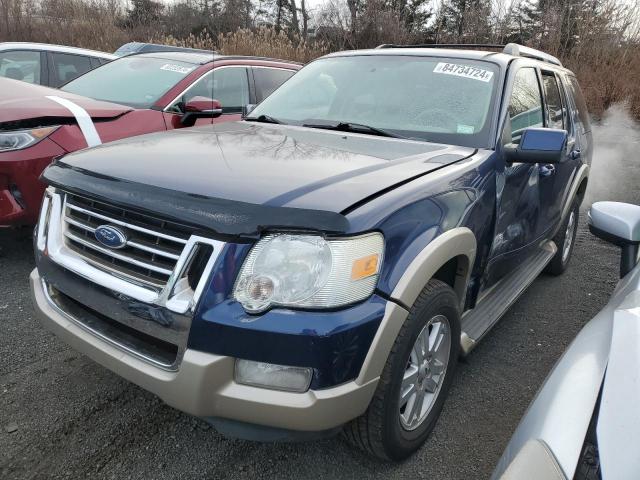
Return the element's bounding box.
[31,268,379,432]
[0,139,66,226]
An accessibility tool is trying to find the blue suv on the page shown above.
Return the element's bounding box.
[31,43,592,460]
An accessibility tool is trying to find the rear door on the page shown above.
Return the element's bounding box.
[251,66,296,103]
[535,69,578,235]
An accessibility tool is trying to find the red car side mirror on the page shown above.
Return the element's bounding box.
[181,96,223,127]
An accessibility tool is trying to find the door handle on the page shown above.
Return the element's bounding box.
[539,164,556,177]
[570,149,581,160]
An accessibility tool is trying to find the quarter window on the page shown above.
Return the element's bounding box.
[51,53,93,87]
[174,67,249,114]
[507,68,544,143]
[253,68,295,102]
[567,76,591,133]
[542,72,564,129]
[0,50,41,84]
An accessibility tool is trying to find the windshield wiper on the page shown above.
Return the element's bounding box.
[302,121,405,139]
[244,114,283,124]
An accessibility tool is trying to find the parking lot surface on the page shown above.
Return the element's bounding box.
[1,109,639,479]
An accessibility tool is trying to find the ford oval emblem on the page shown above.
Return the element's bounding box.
[94,225,127,249]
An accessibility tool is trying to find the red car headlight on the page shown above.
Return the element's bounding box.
[0,126,59,152]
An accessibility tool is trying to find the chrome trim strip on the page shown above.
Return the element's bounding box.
[126,240,181,261]
[65,202,188,245]
[36,192,52,252]
[64,216,181,261]
[64,231,174,276]
[41,279,176,370]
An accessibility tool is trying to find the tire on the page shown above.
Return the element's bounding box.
[344,279,460,461]
[545,200,579,276]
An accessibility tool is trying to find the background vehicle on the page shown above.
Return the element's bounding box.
[113,42,215,57]
[492,201,640,480]
[0,42,115,87]
[31,44,591,460]
[0,51,300,226]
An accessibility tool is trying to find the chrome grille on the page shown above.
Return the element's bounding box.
[62,193,194,289]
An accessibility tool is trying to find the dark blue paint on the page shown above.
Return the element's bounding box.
[190,294,387,389]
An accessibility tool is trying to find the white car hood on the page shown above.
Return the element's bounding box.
[597,289,640,479]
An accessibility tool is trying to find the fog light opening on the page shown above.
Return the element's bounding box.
[234,359,312,393]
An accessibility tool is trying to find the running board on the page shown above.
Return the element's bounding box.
[460,241,557,355]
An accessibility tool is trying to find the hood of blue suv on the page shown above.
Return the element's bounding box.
[43,121,475,236]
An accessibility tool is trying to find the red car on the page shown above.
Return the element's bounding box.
[0,51,300,226]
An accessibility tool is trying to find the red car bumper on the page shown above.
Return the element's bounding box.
[0,139,66,227]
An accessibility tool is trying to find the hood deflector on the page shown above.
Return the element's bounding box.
[42,161,350,239]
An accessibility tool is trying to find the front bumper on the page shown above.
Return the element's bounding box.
[0,139,66,226]
[30,268,379,432]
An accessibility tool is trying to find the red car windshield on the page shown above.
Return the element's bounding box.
[61,56,197,108]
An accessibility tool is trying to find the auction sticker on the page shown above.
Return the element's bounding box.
[160,64,194,74]
[434,63,493,82]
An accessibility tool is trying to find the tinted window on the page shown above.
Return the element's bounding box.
[51,53,93,87]
[171,67,249,114]
[0,50,41,84]
[253,68,295,102]
[249,56,500,148]
[542,72,564,129]
[507,68,543,143]
[567,76,591,133]
[62,56,196,108]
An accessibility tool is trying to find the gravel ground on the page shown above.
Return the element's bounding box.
[1,110,638,480]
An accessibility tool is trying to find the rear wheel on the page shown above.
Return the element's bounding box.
[344,279,460,460]
[545,200,579,275]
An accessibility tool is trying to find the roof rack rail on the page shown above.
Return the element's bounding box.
[376,43,505,50]
[376,42,563,67]
[502,43,562,66]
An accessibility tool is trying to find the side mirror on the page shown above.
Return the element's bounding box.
[504,128,567,164]
[589,201,640,278]
[181,97,223,127]
[242,104,257,119]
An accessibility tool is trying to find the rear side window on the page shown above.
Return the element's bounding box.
[0,50,41,84]
[253,68,295,102]
[566,76,591,133]
[542,72,565,130]
[51,53,93,87]
[507,67,543,143]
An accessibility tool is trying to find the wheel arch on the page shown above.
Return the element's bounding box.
[357,227,476,384]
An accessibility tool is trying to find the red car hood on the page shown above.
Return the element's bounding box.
[0,77,132,125]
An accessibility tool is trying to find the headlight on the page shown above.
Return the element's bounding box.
[234,232,384,313]
[0,126,59,152]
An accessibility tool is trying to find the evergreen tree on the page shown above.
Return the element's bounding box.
[434,0,492,43]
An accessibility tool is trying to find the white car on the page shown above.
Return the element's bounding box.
[493,201,640,480]
[0,42,115,87]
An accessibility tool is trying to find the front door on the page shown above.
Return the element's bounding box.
[163,66,249,129]
[485,66,546,287]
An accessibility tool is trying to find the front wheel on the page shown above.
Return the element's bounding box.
[344,279,460,460]
[545,200,579,275]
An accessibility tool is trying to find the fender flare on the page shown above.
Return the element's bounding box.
[561,164,589,221]
[356,227,476,384]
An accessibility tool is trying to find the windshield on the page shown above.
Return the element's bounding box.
[61,56,197,108]
[249,55,500,147]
